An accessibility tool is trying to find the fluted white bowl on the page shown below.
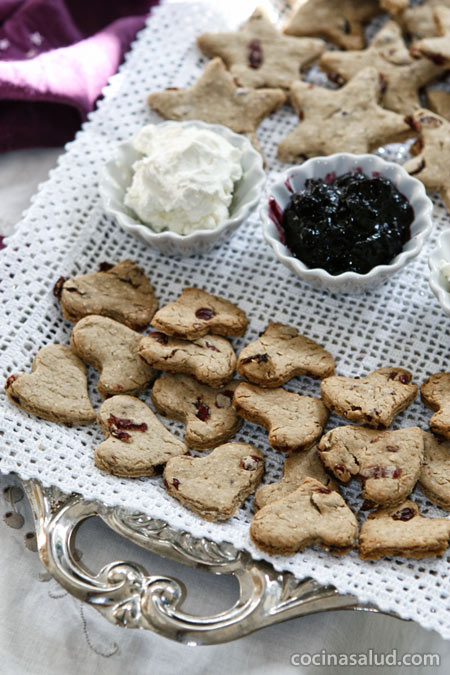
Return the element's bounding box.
[261,153,433,294]
[429,229,450,316]
[100,120,265,257]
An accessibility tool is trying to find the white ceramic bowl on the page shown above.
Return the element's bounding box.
[261,153,433,294]
[100,120,265,257]
[429,229,450,317]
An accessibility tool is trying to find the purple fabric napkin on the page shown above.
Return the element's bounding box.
[0,0,159,154]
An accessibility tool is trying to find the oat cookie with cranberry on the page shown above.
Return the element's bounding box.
[277,67,413,163]
[250,477,358,555]
[237,322,334,388]
[283,0,380,50]
[70,315,157,397]
[138,332,236,388]
[197,7,324,90]
[151,374,242,449]
[233,381,328,452]
[418,432,450,509]
[95,395,188,477]
[321,367,417,428]
[403,109,450,211]
[151,287,248,340]
[318,425,424,506]
[254,445,338,511]
[359,500,450,560]
[5,344,95,425]
[319,21,442,115]
[147,58,286,152]
[54,260,157,331]
[163,442,264,521]
[421,372,450,438]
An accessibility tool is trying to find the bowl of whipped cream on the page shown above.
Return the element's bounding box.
[100,120,265,256]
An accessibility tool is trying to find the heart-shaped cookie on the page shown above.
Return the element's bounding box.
[418,431,450,509]
[70,315,157,397]
[233,382,328,451]
[359,500,450,560]
[321,367,418,428]
[151,287,248,340]
[151,373,242,449]
[138,332,236,388]
[421,372,450,438]
[319,425,424,506]
[95,395,188,477]
[250,477,358,555]
[55,259,158,330]
[254,445,338,510]
[237,322,334,387]
[5,344,95,425]
[163,442,264,520]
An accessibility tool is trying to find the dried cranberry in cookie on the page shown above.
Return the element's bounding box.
[321,367,417,428]
[95,395,188,477]
[197,7,324,89]
[250,477,358,556]
[55,259,158,330]
[318,425,424,506]
[151,287,248,340]
[70,315,157,398]
[163,442,264,521]
[254,445,338,510]
[237,322,334,387]
[233,381,328,452]
[151,373,242,449]
[138,333,236,388]
[359,500,450,560]
[4,344,95,425]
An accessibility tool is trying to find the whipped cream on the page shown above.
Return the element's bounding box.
[124,124,243,235]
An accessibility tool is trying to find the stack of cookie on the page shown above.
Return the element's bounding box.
[145,2,450,210]
[5,259,450,561]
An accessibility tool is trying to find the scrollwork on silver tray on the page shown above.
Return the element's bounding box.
[21,478,401,645]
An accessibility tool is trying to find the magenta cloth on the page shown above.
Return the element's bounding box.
[0,0,159,152]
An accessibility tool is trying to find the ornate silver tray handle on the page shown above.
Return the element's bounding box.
[22,478,397,645]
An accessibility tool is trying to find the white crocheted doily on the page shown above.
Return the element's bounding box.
[2,0,450,639]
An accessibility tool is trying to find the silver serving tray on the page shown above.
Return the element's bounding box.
[21,477,403,645]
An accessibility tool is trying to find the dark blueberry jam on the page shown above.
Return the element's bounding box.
[280,172,414,275]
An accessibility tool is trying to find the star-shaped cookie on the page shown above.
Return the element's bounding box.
[277,67,412,163]
[403,108,450,210]
[319,21,443,114]
[284,0,380,50]
[147,58,286,149]
[197,8,325,90]
[414,6,450,65]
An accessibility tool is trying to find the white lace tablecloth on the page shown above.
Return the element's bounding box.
[2,0,450,649]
